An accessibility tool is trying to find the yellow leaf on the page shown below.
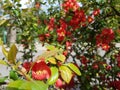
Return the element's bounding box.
[8,44,18,64]
[2,45,8,59]
[59,65,72,84]
[66,63,81,76]
[46,45,56,51]
[47,57,56,64]
[0,60,7,65]
[55,54,66,63]
[0,38,3,45]
[0,20,7,26]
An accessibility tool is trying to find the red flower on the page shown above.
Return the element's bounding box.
[38,34,46,42]
[48,17,55,31]
[57,28,66,42]
[116,54,120,63]
[66,41,72,50]
[56,20,67,42]
[55,78,75,89]
[88,16,94,23]
[59,19,67,29]
[115,53,120,68]
[62,0,79,12]
[101,44,110,51]
[63,50,68,56]
[55,78,63,88]
[80,56,89,65]
[69,10,86,30]
[93,9,100,16]
[117,63,120,68]
[96,28,114,51]
[45,33,50,38]
[92,64,99,70]
[117,72,120,78]
[109,80,120,89]
[32,61,51,80]
[66,31,72,37]
[106,65,112,70]
[23,62,32,72]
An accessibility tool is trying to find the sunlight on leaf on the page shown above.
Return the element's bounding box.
[7,80,48,90]
[0,20,7,26]
[47,67,59,85]
[66,63,81,76]
[55,54,66,63]
[0,60,7,65]
[46,45,56,50]
[59,65,72,84]
[2,45,8,59]
[47,57,56,64]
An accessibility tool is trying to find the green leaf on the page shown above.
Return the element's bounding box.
[0,77,8,84]
[47,57,56,64]
[66,63,81,76]
[6,80,23,90]
[13,9,20,17]
[65,16,72,22]
[18,82,33,90]
[47,67,59,85]
[10,70,19,80]
[0,60,7,65]
[2,45,8,59]
[59,65,72,84]
[8,44,18,64]
[55,54,66,63]
[28,81,48,90]
[7,80,48,90]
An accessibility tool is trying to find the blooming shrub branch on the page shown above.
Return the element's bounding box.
[0,0,120,90]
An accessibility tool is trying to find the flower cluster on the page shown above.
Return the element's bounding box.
[48,17,55,31]
[109,80,120,89]
[69,10,86,29]
[57,19,67,42]
[62,0,79,12]
[96,28,115,51]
